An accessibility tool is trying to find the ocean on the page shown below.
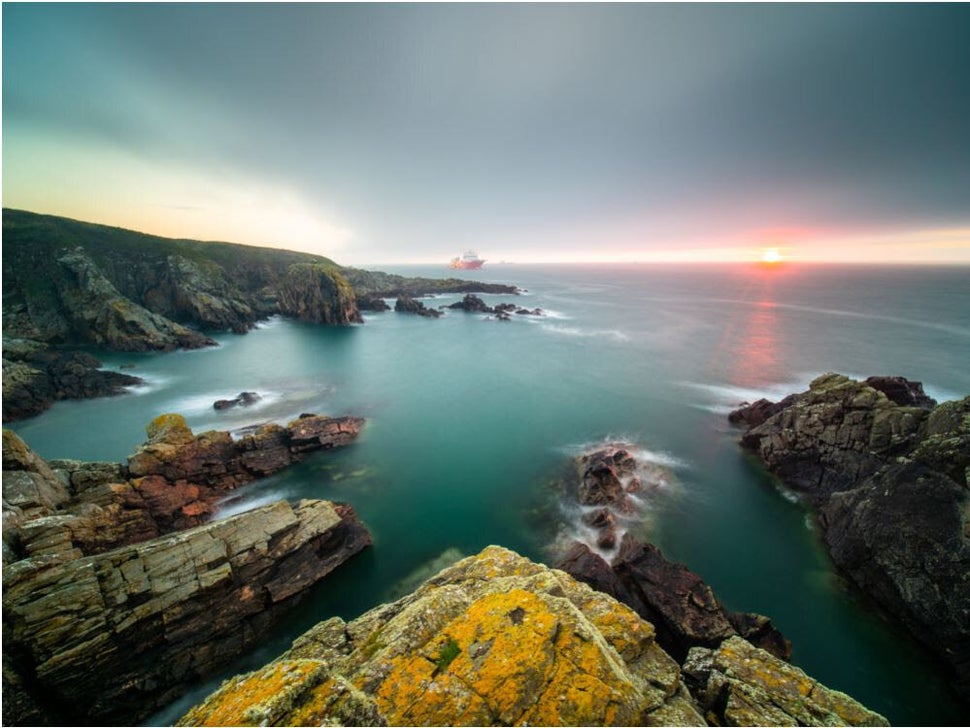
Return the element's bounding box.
[10,263,970,725]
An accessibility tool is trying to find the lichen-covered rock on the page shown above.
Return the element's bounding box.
[731,374,970,697]
[2,499,371,726]
[684,637,888,726]
[277,263,362,325]
[179,546,706,727]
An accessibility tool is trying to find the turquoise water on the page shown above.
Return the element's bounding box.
[11,263,970,725]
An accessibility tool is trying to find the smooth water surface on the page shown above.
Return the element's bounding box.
[11,263,970,724]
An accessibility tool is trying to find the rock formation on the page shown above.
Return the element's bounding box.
[178,546,886,727]
[683,637,888,726]
[2,339,143,421]
[2,416,371,725]
[553,445,790,663]
[213,391,262,410]
[394,294,442,318]
[731,373,970,697]
[447,293,543,320]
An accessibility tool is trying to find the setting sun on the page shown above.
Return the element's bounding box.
[761,247,783,264]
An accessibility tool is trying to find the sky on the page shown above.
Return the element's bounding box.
[3,3,970,265]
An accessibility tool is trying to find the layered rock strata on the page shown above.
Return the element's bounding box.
[3,499,370,725]
[178,546,886,727]
[731,373,970,697]
[2,417,371,725]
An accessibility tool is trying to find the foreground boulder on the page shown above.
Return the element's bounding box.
[731,373,970,697]
[3,499,370,726]
[684,637,888,726]
[179,546,885,727]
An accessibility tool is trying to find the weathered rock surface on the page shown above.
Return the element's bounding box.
[446,293,543,320]
[731,373,970,697]
[557,537,791,664]
[2,417,372,726]
[683,637,888,726]
[2,339,143,421]
[553,445,790,664]
[179,545,705,726]
[394,294,442,318]
[179,547,885,727]
[356,295,391,311]
[3,498,371,726]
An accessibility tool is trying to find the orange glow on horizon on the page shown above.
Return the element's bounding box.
[761,248,783,264]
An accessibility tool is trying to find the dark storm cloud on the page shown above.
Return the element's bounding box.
[4,3,969,260]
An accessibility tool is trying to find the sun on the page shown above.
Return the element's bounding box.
[761,248,783,264]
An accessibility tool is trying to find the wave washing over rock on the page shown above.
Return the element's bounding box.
[731,373,970,701]
[1,412,371,726]
[178,546,887,727]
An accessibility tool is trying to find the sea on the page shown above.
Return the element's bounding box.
[10,263,970,725]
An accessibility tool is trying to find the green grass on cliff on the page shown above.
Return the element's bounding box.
[2,208,339,270]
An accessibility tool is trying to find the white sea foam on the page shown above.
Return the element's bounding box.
[540,324,630,341]
[215,491,291,520]
[253,315,285,329]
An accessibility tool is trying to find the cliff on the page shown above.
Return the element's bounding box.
[731,374,970,698]
[1,209,517,421]
[179,546,887,727]
[2,416,371,725]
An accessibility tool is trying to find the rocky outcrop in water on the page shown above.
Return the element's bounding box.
[394,294,441,318]
[2,338,143,421]
[731,373,970,697]
[553,445,790,664]
[447,293,543,320]
[2,420,371,725]
[178,546,885,727]
[213,391,262,410]
[342,268,518,299]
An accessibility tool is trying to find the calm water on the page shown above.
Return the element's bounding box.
[11,263,970,725]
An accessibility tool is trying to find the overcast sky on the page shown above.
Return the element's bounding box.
[4,3,969,264]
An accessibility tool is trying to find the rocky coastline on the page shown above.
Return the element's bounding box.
[730,373,970,699]
[1,208,518,422]
[2,413,371,725]
[177,546,888,727]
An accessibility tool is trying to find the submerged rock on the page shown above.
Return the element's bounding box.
[213,391,262,410]
[179,546,885,727]
[731,373,970,698]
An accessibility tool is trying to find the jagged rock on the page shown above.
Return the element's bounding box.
[731,373,970,696]
[179,546,705,727]
[557,537,790,663]
[213,391,262,410]
[180,547,886,728]
[277,263,362,325]
[447,293,493,312]
[56,248,216,352]
[356,295,391,312]
[3,413,365,564]
[394,294,441,317]
[2,499,371,726]
[2,341,142,422]
[683,637,888,726]
[578,445,639,511]
[515,307,543,315]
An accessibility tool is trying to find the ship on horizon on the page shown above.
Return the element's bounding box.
[449,250,485,269]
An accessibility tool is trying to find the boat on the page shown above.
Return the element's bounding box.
[449,250,485,269]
